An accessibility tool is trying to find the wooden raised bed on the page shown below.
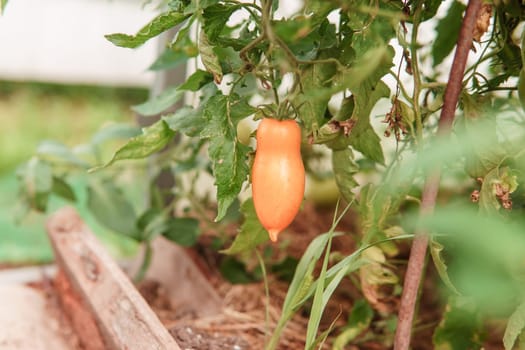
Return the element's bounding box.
[45,207,223,350]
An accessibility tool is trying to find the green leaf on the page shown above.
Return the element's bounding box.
[93,119,175,170]
[87,179,139,239]
[432,1,466,66]
[358,183,407,244]
[504,301,525,350]
[178,69,214,91]
[416,205,525,308]
[17,158,53,212]
[478,167,503,214]
[221,198,268,255]
[132,86,184,116]
[331,148,358,203]
[294,60,337,136]
[274,18,335,60]
[91,124,141,146]
[333,299,373,350]
[36,140,89,168]
[333,45,394,96]
[421,0,443,21]
[202,4,241,42]
[150,19,197,71]
[461,94,506,178]
[105,11,190,48]
[163,106,206,137]
[271,256,299,282]
[199,31,223,84]
[430,239,461,295]
[219,257,256,284]
[306,226,337,349]
[52,177,76,202]
[136,208,167,242]
[280,232,335,314]
[433,297,481,349]
[0,0,8,14]
[149,48,188,71]
[200,94,253,221]
[163,217,200,246]
[184,0,219,13]
[348,80,389,164]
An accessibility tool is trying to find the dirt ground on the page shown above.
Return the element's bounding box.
[0,284,80,350]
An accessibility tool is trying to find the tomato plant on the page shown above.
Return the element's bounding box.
[11,0,525,348]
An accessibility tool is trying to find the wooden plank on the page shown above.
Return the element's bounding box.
[137,237,223,317]
[46,207,181,350]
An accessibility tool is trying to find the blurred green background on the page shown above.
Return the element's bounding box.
[0,81,148,264]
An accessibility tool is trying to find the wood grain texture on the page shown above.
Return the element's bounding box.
[46,207,181,350]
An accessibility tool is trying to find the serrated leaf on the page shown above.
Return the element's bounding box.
[294,59,337,135]
[274,18,332,60]
[87,179,139,239]
[199,31,223,83]
[163,106,206,137]
[178,69,214,91]
[504,301,525,350]
[221,198,268,255]
[163,217,200,246]
[202,4,241,42]
[149,19,197,71]
[93,119,175,170]
[52,177,76,202]
[432,1,466,66]
[200,94,252,221]
[430,239,461,295]
[348,80,388,164]
[105,11,190,48]
[132,86,184,116]
[331,148,358,203]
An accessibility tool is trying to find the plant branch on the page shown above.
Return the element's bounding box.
[410,3,423,142]
[393,0,482,349]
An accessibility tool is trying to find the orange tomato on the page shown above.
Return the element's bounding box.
[251,118,305,242]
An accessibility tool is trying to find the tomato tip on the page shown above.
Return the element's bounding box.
[268,229,280,242]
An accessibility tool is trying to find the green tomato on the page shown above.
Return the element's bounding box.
[236,118,252,146]
[305,176,341,207]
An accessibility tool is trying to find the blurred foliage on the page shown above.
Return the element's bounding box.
[0,81,147,174]
[0,81,146,263]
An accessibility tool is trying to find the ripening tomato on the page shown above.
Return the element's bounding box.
[251,118,305,242]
